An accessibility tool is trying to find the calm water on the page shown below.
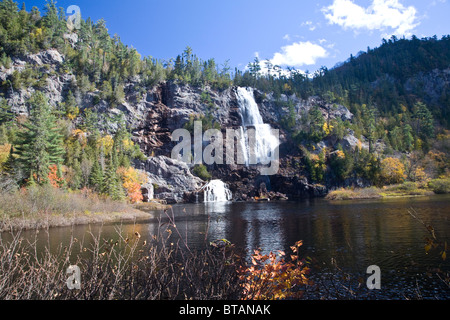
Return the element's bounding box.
[9,194,450,299]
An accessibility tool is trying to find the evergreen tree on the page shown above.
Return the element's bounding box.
[14,92,64,184]
[102,155,125,200]
[64,90,79,120]
[308,106,326,142]
[1,144,15,175]
[113,84,125,106]
[403,124,414,152]
[413,102,434,138]
[0,98,13,125]
[70,158,82,189]
[89,156,104,192]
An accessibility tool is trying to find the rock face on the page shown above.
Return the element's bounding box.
[26,49,64,66]
[405,68,450,104]
[0,48,365,203]
[1,49,74,115]
[134,156,204,204]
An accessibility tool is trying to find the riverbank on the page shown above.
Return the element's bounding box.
[0,185,170,232]
[325,178,450,201]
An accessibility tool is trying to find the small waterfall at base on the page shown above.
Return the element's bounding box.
[203,180,233,203]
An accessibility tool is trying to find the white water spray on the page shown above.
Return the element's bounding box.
[236,87,279,166]
[203,180,232,203]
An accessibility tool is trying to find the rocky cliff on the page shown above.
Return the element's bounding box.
[1,49,365,203]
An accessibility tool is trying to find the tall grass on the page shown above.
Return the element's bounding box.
[0,221,244,300]
[0,185,145,231]
[326,182,436,201]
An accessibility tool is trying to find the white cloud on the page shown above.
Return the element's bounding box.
[322,0,419,37]
[270,41,328,68]
[301,20,319,31]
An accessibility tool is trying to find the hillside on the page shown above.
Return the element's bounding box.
[0,0,449,204]
[312,35,450,126]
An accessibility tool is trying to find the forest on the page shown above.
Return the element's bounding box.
[0,0,449,206]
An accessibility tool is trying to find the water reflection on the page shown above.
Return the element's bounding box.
[3,195,450,299]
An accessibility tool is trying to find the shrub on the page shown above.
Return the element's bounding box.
[0,219,244,300]
[237,240,311,300]
[192,164,212,181]
[428,178,450,194]
[325,187,381,200]
[0,184,133,221]
[117,167,147,203]
[380,157,406,185]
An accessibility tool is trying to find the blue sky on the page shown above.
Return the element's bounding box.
[23,0,450,73]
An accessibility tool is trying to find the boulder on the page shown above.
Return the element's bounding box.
[26,49,64,66]
[339,129,369,151]
[135,156,204,203]
[141,181,154,202]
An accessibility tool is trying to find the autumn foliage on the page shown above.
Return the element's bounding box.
[48,164,64,188]
[238,240,312,300]
[380,157,406,185]
[117,167,147,203]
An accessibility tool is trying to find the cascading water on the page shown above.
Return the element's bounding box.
[203,180,233,203]
[201,88,277,203]
[236,87,279,166]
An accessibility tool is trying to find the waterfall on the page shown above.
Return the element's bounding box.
[203,180,233,203]
[236,87,279,166]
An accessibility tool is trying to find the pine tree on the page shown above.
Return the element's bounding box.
[413,102,434,138]
[403,124,414,152]
[89,156,104,192]
[64,90,79,120]
[113,84,125,106]
[102,155,125,200]
[0,98,13,125]
[1,144,15,175]
[14,92,64,185]
[70,158,82,189]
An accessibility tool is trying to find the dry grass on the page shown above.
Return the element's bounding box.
[326,182,435,201]
[0,219,245,300]
[0,185,156,232]
[325,187,382,200]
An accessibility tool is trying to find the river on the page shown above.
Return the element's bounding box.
[9,194,450,299]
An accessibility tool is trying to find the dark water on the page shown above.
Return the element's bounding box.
[9,194,450,299]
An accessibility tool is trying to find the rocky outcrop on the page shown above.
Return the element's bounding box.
[1,49,74,115]
[134,156,204,204]
[404,68,450,104]
[271,174,328,199]
[26,49,64,66]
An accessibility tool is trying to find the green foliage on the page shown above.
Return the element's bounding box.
[88,157,104,192]
[192,164,212,181]
[428,178,450,194]
[0,98,13,125]
[112,84,125,106]
[102,156,125,201]
[279,101,296,132]
[327,150,352,185]
[169,46,232,89]
[413,102,434,139]
[14,92,64,184]
[302,148,326,183]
